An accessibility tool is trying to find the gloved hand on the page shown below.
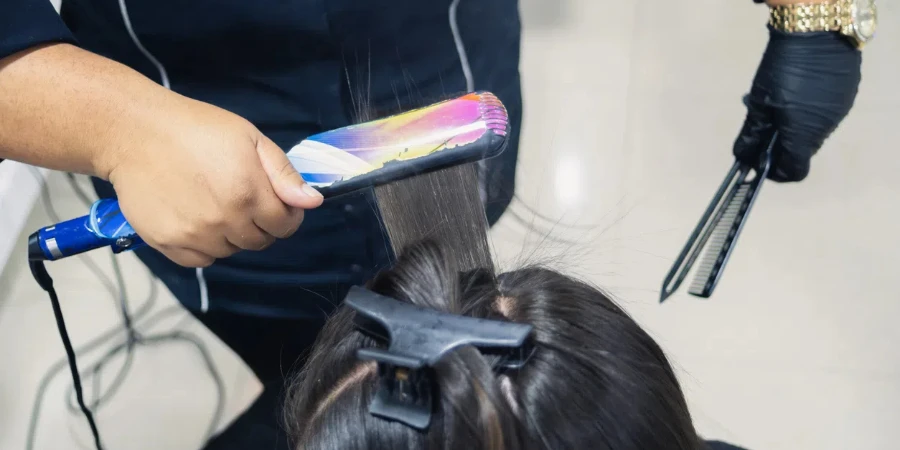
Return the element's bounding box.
[733,26,862,182]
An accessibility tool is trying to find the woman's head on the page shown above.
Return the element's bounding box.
[285,238,700,450]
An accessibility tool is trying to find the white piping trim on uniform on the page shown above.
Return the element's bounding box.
[119,0,211,312]
[196,267,210,313]
[118,0,171,89]
[449,0,474,93]
[449,0,487,203]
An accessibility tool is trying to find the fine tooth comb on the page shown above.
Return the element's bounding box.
[28,92,509,261]
[660,132,776,302]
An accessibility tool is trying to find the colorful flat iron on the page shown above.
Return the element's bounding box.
[28,92,509,261]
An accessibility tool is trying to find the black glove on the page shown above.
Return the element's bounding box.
[733,26,862,182]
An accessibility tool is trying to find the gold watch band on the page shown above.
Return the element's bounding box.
[768,1,850,33]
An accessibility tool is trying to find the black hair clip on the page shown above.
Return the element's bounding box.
[344,286,534,430]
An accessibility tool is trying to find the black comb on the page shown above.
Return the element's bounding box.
[660,132,776,302]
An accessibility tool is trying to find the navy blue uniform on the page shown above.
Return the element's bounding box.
[4,3,755,450]
[2,0,522,319]
[3,0,522,447]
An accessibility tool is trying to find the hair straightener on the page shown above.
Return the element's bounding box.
[28,92,509,262]
[25,92,509,450]
[660,132,777,302]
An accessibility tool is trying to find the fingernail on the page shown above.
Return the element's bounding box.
[300,183,323,199]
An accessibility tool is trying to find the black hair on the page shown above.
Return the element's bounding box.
[285,86,699,448]
[284,240,701,449]
[374,163,493,273]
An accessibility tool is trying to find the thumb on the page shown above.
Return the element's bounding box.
[255,134,324,209]
[767,133,812,183]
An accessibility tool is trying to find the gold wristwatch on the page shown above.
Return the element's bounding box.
[768,0,878,49]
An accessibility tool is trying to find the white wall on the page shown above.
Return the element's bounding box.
[0,164,47,276]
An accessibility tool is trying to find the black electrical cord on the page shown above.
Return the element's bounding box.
[28,169,142,448]
[25,171,227,449]
[63,251,139,415]
[64,263,139,415]
[24,267,156,450]
[29,260,105,450]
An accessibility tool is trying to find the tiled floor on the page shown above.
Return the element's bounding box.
[2,1,898,449]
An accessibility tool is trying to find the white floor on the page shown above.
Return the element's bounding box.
[2,1,899,449]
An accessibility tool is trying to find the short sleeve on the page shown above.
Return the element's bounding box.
[0,0,76,60]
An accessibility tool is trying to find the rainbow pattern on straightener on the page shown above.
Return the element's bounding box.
[286,92,509,186]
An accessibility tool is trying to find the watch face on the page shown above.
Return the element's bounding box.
[853,0,878,41]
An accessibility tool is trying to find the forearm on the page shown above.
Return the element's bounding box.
[0,43,180,178]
